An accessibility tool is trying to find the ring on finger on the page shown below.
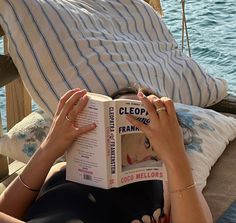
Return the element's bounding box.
[156,106,166,114]
[66,115,72,122]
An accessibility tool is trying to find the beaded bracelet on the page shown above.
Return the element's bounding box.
[169,182,196,197]
[18,174,40,192]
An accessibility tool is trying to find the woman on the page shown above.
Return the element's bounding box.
[0,88,212,223]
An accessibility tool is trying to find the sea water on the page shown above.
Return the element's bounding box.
[0,0,236,131]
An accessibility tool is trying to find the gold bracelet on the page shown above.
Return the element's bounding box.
[18,174,40,192]
[169,182,196,197]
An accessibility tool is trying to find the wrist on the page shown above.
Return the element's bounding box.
[165,154,192,177]
[36,144,58,164]
[164,155,195,192]
[164,149,189,170]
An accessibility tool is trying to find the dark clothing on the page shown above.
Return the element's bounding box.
[24,169,164,223]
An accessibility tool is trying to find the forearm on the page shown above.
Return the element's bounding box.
[0,89,96,220]
[165,155,212,223]
[0,147,56,219]
[0,89,96,221]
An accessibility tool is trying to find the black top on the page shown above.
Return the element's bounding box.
[24,169,164,223]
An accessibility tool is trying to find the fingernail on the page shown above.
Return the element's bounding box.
[153,97,158,102]
[91,123,97,128]
[83,94,88,99]
[137,91,145,99]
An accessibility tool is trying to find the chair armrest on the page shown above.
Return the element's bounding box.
[207,94,236,114]
[0,25,20,86]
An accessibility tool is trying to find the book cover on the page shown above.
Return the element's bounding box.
[66,93,166,189]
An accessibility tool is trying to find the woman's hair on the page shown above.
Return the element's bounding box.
[110,84,160,99]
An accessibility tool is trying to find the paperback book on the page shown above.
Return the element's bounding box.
[66,92,166,189]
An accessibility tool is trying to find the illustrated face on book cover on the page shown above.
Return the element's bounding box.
[117,92,159,171]
[121,133,159,168]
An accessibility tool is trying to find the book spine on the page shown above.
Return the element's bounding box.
[104,102,111,188]
[108,102,116,187]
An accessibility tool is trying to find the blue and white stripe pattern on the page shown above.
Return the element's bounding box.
[0,0,227,116]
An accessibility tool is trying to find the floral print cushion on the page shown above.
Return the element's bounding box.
[0,109,52,163]
[0,104,236,190]
[176,103,236,190]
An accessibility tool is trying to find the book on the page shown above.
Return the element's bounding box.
[66,92,166,189]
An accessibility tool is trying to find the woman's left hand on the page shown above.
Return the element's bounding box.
[40,88,96,161]
[126,92,185,167]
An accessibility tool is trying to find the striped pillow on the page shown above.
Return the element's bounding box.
[0,0,227,116]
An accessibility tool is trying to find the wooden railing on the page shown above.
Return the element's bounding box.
[0,114,8,179]
[0,29,32,181]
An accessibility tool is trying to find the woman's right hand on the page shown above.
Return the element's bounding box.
[40,88,96,162]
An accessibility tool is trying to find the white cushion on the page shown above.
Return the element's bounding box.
[0,0,227,117]
[175,104,236,190]
[0,109,52,163]
[1,104,236,191]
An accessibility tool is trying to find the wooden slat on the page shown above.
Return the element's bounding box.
[0,55,20,88]
[0,36,31,182]
[207,94,236,114]
[0,29,20,88]
[0,113,9,180]
[145,0,163,16]
[0,25,4,37]
[0,156,8,180]
[6,79,32,130]
[4,36,32,130]
[0,34,9,180]
[0,36,9,178]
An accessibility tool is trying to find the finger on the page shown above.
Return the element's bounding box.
[61,89,87,118]
[56,88,80,116]
[152,97,168,119]
[153,208,161,222]
[131,220,141,223]
[126,114,151,135]
[66,94,89,123]
[75,123,97,136]
[161,97,177,120]
[142,215,151,223]
[137,92,159,122]
[146,94,159,101]
[159,215,169,223]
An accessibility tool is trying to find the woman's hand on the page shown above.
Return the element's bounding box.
[126,94,213,223]
[0,89,96,220]
[40,88,96,161]
[126,92,186,167]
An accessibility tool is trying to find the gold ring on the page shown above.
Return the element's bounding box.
[66,115,72,122]
[156,107,166,113]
